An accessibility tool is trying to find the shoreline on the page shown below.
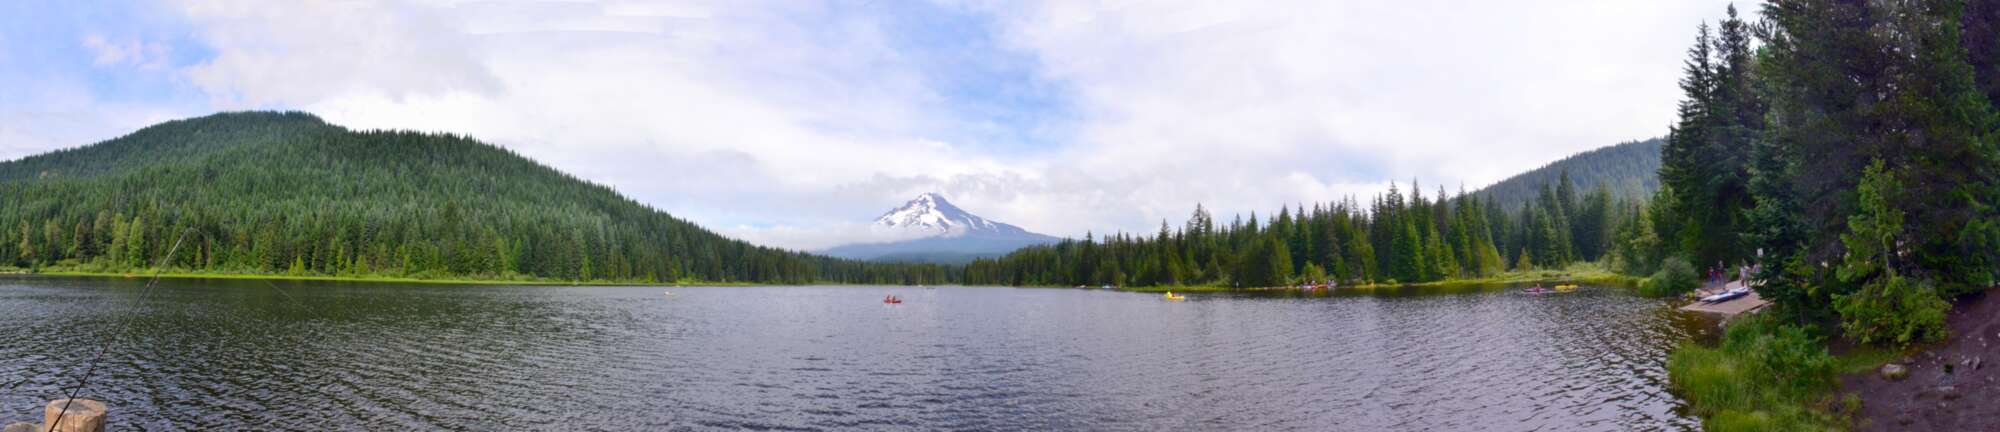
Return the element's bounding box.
[10,270,762,287]
[1113,268,1643,293]
[5,266,1647,293]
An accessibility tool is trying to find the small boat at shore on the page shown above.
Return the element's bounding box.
[1553,284,1578,290]
[1700,286,1751,303]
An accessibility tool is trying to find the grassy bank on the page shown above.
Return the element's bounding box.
[7,266,754,287]
[1665,314,1896,431]
[1406,264,1641,289]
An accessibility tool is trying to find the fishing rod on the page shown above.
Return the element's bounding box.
[44,228,194,432]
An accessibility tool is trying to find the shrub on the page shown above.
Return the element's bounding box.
[1300,262,1328,284]
[1743,321,1837,392]
[1833,274,1948,347]
[1640,257,1698,297]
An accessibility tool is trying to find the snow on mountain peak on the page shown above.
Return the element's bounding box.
[821,193,1062,261]
[874,193,1004,236]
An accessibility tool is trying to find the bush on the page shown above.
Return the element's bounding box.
[1732,317,1837,391]
[1640,257,1699,297]
[1300,262,1328,284]
[1833,274,1949,347]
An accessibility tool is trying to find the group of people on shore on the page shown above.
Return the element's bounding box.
[1706,261,1761,288]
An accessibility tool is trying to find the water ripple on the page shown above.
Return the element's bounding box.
[0,278,1703,431]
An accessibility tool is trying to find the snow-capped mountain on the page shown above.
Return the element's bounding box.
[874,193,1023,236]
[823,193,1062,263]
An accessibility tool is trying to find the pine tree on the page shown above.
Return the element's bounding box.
[125,216,146,268]
[1832,161,1948,346]
[17,220,33,266]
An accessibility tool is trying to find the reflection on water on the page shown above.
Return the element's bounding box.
[0,277,1705,431]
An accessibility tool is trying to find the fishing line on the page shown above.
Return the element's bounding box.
[44,228,193,432]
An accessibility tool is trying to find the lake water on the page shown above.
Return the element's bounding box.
[0,277,1710,431]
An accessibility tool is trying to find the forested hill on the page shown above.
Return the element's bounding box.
[1472,138,1662,210]
[0,111,952,284]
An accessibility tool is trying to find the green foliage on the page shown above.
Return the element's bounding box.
[965,176,1622,288]
[1828,161,1949,347]
[1231,235,1293,288]
[1300,261,1327,284]
[1611,198,1665,275]
[1833,275,1948,347]
[1722,317,1838,391]
[1747,0,2000,313]
[0,112,950,284]
[1668,314,1842,432]
[1474,138,1662,213]
[1639,257,1698,297]
[1659,10,1761,272]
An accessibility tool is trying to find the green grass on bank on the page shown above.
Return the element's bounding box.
[6,265,756,287]
[1665,314,1899,432]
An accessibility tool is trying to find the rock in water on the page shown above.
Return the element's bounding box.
[2,422,41,432]
[1881,363,1910,381]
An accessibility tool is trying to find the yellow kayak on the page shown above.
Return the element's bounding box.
[1164,292,1187,301]
[1554,284,1579,290]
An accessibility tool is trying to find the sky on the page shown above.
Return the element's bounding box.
[0,0,1743,250]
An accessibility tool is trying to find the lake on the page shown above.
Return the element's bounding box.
[0,277,1709,431]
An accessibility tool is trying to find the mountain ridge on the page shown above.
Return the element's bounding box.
[1470,138,1662,209]
[0,111,952,284]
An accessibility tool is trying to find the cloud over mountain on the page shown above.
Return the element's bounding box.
[2,0,1737,250]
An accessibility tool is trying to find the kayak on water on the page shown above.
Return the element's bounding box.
[1163,292,1187,301]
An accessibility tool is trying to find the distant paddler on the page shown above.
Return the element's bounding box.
[1163,292,1186,301]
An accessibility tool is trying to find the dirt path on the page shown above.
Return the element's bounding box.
[1841,289,2000,431]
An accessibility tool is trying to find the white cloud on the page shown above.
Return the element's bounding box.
[13,0,1743,250]
[937,0,1737,236]
[81,35,172,70]
[157,0,1058,248]
[719,221,942,252]
[176,0,503,107]
[0,65,192,162]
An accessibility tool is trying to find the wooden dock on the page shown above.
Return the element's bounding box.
[1679,280,1771,316]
